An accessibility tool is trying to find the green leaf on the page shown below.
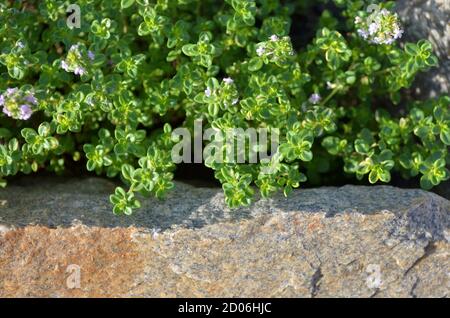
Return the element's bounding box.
[404,43,418,56]
[121,0,135,9]
[440,127,450,145]
[38,122,51,136]
[299,150,313,162]
[248,57,263,71]
[420,176,433,190]
[378,169,391,183]
[208,103,219,117]
[368,170,379,184]
[86,160,96,171]
[182,44,198,57]
[10,66,24,79]
[354,139,370,154]
[425,55,438,67]
[121,164,134,181]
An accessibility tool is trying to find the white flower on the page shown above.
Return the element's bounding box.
[393,27,404,39]
[223,77,234,85]
[372,36,382,44]
[356,8,403,46]
[204,87,212,97]
[74,66,85,76]
[368,22,379,35]
[256,46,266,57]
[232,98,239,105]
[61,60,69,71]
[380,9,389,16]
[357,29,369,39]
[270,35,279,41]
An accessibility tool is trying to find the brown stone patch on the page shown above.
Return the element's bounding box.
[306,216,325,233]
[0,225,145,297]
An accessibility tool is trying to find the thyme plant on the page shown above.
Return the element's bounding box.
[0,0,448,214]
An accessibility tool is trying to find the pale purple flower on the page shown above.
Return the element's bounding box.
[74,66,85,76]
[393,28,404,39]
[1,88,35,120]
[270,35,279,41]
[19,105,33,120]
[223,77,234,85]
[25,94,37,105]
[357,29,369,39]
[88,50,95,61]
[6,88,18,96]
[309,93,321,105]
[61,60,69,71]
[17,41,25,49]
[368,22,379,35]
[2,106,12,117]
[372,37,382,44]
[356,8,403,45]
[204,87,212,97]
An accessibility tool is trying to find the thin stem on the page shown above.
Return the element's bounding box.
[320,62,358,106]
[374,66,397,75]
[320,86,340,106]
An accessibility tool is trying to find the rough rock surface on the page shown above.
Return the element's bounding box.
[396,0,450,98]
[0,177,449,297]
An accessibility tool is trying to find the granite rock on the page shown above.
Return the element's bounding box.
[0,177,449,297]
[396,0,450,98]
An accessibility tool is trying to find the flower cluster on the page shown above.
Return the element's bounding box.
[256,35,295,57]
[355,8,403,45]
[0,88,36,120]
[60,44,95,76]
[199,77,240,117]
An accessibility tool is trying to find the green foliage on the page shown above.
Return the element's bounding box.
[0,0,448,214]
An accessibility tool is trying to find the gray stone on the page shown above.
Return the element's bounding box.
[396,0,450,98]
[0,177,449,297]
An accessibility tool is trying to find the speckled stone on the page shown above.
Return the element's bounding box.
[396,0,450,98]
[0,177,449,297]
